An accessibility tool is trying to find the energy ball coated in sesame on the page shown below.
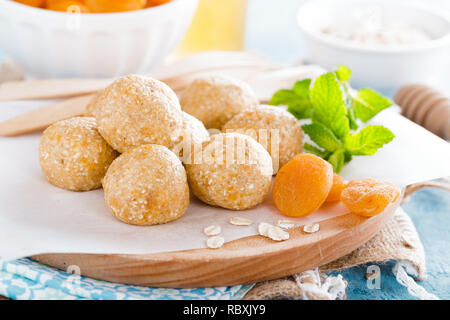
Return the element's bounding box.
[180,74,259,129]
[103,144,190,226]
[222,105,303,173]
[180,111,210,145]
[39,117,118,191]
[185,133,273,210]
[85,89,104,117]
[172,111,210,162]
[95,75,184,153]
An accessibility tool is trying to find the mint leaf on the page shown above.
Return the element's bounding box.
[302,123,341,152]
[310,72,350,138]
[287,103,311,119]
[304,143,331,159]
[328,149,345,173]
[293,79,311,97]
[340,81,359,130]
[347,107,358,130]
[344,151,353,164]
[344,125,395,155]
[335,65,351,82]
[269,79,312,120]
[353,88,393,122]
[269,89,298,106]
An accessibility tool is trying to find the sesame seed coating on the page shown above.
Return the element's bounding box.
[222,105,303,172]
[39,117,119,191]
[94,75,184,153]
[185,133,273,210]
[180,74,259,130]
[103,144,190,226]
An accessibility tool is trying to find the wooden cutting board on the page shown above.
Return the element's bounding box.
[32,196,400,288]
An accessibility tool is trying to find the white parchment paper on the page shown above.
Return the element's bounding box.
[0,100,449,261]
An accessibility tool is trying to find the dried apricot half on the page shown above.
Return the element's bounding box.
[273,154,333,217]
[341,178,400,217]
[325,173,348,203]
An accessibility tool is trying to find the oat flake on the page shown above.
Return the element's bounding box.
[276,219,296,229]
[267,225,290,241]
[206,236,225,249]
[203,225,221,236]
[229,217,253,226]
[303,223,320,233]
[258,222,272,237]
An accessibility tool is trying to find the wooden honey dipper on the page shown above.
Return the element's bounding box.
[394,84,450,140]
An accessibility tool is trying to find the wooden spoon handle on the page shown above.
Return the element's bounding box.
[0,94,94,136]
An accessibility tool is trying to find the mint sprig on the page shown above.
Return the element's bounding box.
[269,65,395,173]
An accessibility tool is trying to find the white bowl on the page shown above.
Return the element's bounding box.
[297,0,450,92]
[0,0,198,78]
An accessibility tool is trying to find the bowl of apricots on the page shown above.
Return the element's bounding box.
[0,0,198,77]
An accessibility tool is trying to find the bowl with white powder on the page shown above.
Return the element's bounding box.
[297,0,450,92]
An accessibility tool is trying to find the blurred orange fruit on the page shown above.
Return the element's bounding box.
[46,0,89,12]
[15,0,45,8]
[85,0,146,13]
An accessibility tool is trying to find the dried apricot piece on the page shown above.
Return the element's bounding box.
[273,154,333,217]
[325,173,348,203]
[85,0,146,13]
[341,178,400,217]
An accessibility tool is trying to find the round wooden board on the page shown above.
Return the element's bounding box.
[32,197,400,288]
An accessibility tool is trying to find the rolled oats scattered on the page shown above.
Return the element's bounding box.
[303,223,320,233]
[206,236,225,249]
[229,217,253,226]
[203,225,221,236]
[276,219,296,229]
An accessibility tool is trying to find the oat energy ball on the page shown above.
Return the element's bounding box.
[181,111,210,144]
[185,133,273,210]
[103,144,189,226]
[172,111,210,162]
[85,89,104,117]
[39,117,118,191]
[222,105,303,173]
[180,74,259,129]
[95,75,184,153]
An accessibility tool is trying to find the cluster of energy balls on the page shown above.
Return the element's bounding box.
[39,74,304,226]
